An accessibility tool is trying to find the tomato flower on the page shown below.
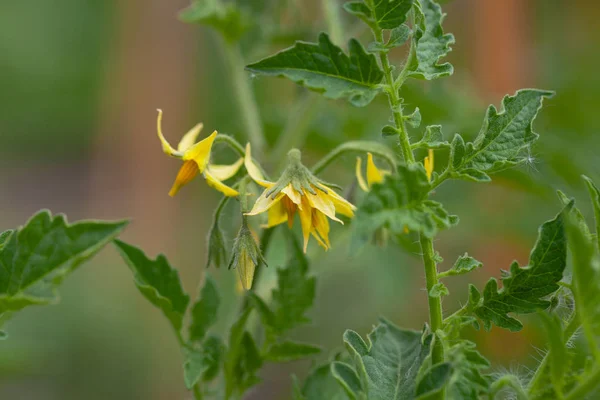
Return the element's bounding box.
[156,109,242,197]
[355,152,390,192]
[244,144,355,252]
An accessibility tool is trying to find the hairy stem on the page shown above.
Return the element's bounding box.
[527,310,580,395]
[420,235,445,368]
[489,375,528,400]
[372,28,415,164]
[221,40,266,156]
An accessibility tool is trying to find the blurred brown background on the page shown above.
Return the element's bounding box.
[1,0,598,398]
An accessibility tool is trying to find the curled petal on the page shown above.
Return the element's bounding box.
[207,158,244,181]
[306,187,341,224]
[244,143,272,187]
[424,149,434,181]
[157,109,183,157]
[281,184,302,207]
[298,196,312,253]
[319,185,356,218]
[177,122,204,152]
[246,190,285,216]
[169,159,199,197]
[263,200,288,228]
[366,153,385,187]
[312,210,331,249]
[204,170,239,197]
[183,131,218,172]
[355,157,369,192]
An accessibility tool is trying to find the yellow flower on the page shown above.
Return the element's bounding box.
[424,149,434,181]
[244,145,356,252]
[355,153,391,192]
[156,109,242,197]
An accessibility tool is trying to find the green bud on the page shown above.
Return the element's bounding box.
[229,218,267,290]
[206,220,227,269]
[264,148,329,199]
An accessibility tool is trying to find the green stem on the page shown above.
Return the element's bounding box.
[527,310,581,395]
[192,384,203,400]
[311,140,398,175]
[489,375,528,400]
[564,366,600,400]
[323,0,344,45]
[372,27,415,164]
[221,40,266,156]
[420,235,444,366]
[215,134,246,157]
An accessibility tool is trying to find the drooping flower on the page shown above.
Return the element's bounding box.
[355,153,391,192]
[156,109,242,197]
[424,149,434,181]
[244,144,356,252]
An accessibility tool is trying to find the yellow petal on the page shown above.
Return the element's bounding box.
[424,149,434,181]
[263,200,288,228]
[306,187,341,224]
[312,210,331,249]
[246,190,285,216]
[298,196,313,253]
[281,184,302,207]
[237,250,255,290]
[207,158,243,181]
[320,185,356,218]
[204,170,239,197]
[182,130,218,172]
[169,159,199,197]
[355,157,369,192]
[177,122,204,152]
[366,153,385,187]
[244,143,272,188]
[157,109,182,157]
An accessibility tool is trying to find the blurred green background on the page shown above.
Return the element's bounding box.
[1,0,598,398]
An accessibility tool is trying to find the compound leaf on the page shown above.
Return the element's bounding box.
[0,211,127,314]
[409,0,455,80]
[445,341,491,399]
[246,33,384,107]
[353,163,458,246]
[114,240,189,332]
[339,318,433,399]
[189,275,220,342]
[295,363,350,400]
[471,205,569,331]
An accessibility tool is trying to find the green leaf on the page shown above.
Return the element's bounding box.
[440,253,483,278]
[454,89,554,174]
[206,198,229,268]
[565,210,600,359]
[0,230,12,249]
[471,205,569,331]
[415,362,452,399]
[189,275,220,342]
[246,33,384,107]
[409,0,455,80]
[388,24,412,47]
[297,363,351,400]
[429,282,448,298]
[343,2,372,25]
[183,336,225,389]
[381,125,399,137]
[0,211,127,314]
[224,308,263,396]
[372,0,414,30]
[331,362,363,399]
[583,175,600,250]
[445,341,490,400]
[179,0,249,43]
[353,163,458,246]
[412,125,450,149]
[264,340,321,362]
[114,240,189,332]
[340,318,433,399]
[538,312,568,396]
[405,107,422,129]
[267,233,316,335]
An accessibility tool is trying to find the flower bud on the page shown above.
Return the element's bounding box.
[228,219,266,290]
